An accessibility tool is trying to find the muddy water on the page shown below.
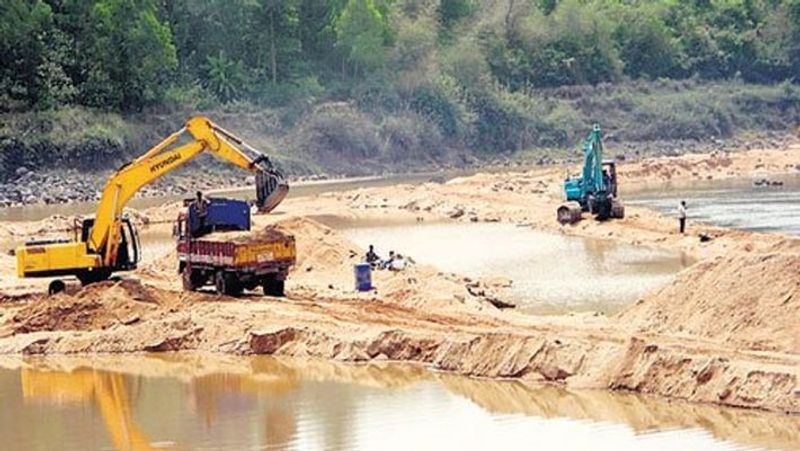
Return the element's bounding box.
[339,222,692,314]
[626,174,800,235]
[0,172,462,223]
[0,354,796,451]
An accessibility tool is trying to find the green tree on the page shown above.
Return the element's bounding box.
[335,0,391,75]
[253,0,302,84]
[77,0,177,110]
[0,1,66,109]
[609,3,684,79]
[438,0,474,28]
[204,51,249,102]
[486,0,622,89]
[536,0,558,15]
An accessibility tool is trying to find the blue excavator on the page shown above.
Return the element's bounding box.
[557,124,624,224]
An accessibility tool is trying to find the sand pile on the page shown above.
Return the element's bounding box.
[11,280,169,334]
[134,249,179,287]
[0,214,76,245]
[619,252,800,353]
[205,226,293,244]
[274,216,360,274]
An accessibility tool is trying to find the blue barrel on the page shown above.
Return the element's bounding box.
[354,263,372,292]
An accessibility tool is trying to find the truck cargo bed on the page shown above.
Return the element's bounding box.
[178,230,295,269]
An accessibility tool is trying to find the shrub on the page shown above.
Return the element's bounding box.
[468,86,559,152]
[379,110,445,163]
[288,102,382,169]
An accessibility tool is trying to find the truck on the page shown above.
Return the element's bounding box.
[174,197,296,297]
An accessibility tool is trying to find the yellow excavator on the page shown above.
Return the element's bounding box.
[14,116,288,294]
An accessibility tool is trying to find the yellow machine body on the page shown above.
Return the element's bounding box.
[15,242,100,278]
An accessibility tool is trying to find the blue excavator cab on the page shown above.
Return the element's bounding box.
[563,177,583,202]
[558,125,624,224]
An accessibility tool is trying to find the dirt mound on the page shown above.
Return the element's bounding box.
[205,226,292,244]
[0,214,75,245]
[136,249,179,283]
[12,280,168,334]
[619,252,800,353]
[273,216,360,273]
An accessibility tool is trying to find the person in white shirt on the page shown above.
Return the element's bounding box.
[677,200,687,234]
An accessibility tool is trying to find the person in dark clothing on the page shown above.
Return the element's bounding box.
[365,245,380,267]
[193,191,211,236]
[677,200,687,234]
[382,251,396,270]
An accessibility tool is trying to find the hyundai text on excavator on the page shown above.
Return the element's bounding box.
[557,124,625,224]
[14,116,289,295]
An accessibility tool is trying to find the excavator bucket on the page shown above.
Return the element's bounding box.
[255,169,289,213]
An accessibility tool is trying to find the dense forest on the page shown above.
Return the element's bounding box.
[1,0,800,179]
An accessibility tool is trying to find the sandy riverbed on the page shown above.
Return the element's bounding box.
[1,144,799,415]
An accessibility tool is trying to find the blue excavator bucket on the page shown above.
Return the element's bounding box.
[255,167,289,213]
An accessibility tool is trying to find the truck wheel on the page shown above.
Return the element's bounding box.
[182,267,199,291]
[48,280,66,296]
[263,278,285,297]
[214,271,228,295]
[215,271,242,296]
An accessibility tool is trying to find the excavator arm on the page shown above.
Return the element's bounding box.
[580,124,605,195]
[90,116,288,267]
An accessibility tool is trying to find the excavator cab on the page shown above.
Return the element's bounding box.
[79,217,141,273]
[602,160,618,198]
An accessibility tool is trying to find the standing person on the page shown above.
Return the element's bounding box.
[677,200,687,234]
[193,191,211,235]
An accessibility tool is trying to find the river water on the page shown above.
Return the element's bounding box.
[0,172,462,223]
[339,221,691,314]
[1,354,797,451]
[625,174,800,235]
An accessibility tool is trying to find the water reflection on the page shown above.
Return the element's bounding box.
[0,354,796,450]
[20,368,154,450]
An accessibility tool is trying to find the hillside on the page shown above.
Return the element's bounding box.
[2,0,800,202]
